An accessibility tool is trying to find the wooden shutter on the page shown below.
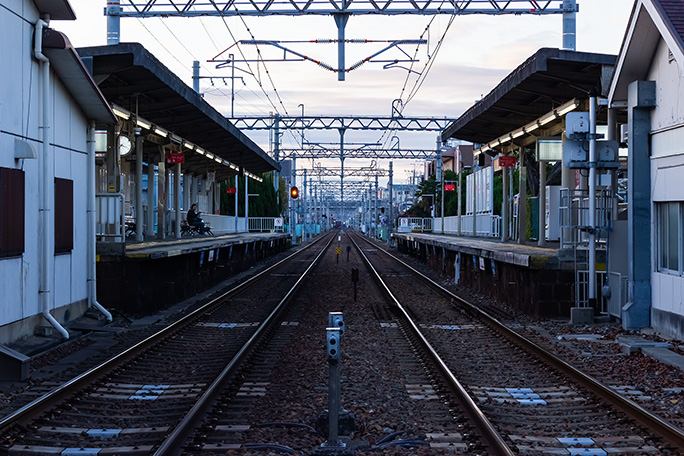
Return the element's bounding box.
[0,167,25,258]
[54,178,73,254]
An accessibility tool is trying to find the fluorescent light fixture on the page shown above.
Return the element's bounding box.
[539,112,557,126]
[229,163,239,170]
[154,127,168,137]
[136,119,151,130]
[183,141,195,150]
[214,156,223,163]
[195,148,205,155]
[557,101,579,116]
[524,121,541,133]
[170,134,182,144]
[511,129,524,139]
[112,106,130,120]
[205,152,214,160]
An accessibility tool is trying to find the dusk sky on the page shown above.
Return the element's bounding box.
[57,1,633,186]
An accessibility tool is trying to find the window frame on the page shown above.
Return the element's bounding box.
[0,167,26,259]
[54,177,74,254]
[656,201,683,275]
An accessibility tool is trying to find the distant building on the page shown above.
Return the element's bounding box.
[424,144,483,178]
[608,0,684,337]
[0,0,115,343]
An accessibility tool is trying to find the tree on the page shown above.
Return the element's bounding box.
[220,172,281,217]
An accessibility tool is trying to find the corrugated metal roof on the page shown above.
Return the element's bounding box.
[77,43,280,180]
[442,48,616,144]
[33,0,76,20]
[42,28,116,124]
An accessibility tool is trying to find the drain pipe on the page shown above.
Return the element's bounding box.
[35,17,69,339]
[88,122,113,322]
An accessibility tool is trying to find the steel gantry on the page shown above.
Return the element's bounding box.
[105,0,578,80]
[264,111,441,232]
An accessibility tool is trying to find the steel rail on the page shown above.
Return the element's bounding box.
[348,232,515,455]
[358,233,684,451]
[155,232,336,455]
[0,233,329,435]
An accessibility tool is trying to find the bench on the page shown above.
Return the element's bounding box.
[181,219,213,236]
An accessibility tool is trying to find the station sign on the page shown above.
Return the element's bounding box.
[499,156,516,167]
[444,184,455,192]
[167,152,185,164]
[226,187,237,194]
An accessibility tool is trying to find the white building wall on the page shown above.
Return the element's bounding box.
[0,1,91,337]
[648,38,684,318]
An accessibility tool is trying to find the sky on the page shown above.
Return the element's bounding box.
[55,0,634,187]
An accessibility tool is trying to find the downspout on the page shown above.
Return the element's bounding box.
[88,122,113,321]
[34,17,69,339]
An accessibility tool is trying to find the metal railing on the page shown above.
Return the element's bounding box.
[248,217,285,233]
[397,217,432,233]
[560,188,613,247]
[606,272,629,318]
[460,214,501,238]
[96,193,125,242]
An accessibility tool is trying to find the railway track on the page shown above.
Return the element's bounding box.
[0,233,333,455]
[350,231,684,455]
[4,229,684,455]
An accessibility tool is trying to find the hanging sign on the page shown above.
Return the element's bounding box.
[226,187,237,194]
[499,156,516,167]
[167,152,185,164]
[444,184,455,192]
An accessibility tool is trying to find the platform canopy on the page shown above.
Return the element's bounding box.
[442,48,617,149]
[78,43,280,181]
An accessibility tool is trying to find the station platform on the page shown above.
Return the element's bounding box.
[97,232,291,315]
[392,232,577,317]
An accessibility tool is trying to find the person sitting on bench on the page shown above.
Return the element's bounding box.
[187,203,205,235]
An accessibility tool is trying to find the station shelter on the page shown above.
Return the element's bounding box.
[77,43,282,255]
[0,0,116,344]
[416,48,625,319]
[608,0,684,338]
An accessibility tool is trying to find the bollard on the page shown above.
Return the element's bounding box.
[324,327,344,449]
[346,245,351,262]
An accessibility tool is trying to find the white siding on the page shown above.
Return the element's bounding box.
[0,1,92,331]
[652,272,684,315]
[648,39,684,136]
[648,39,684,321]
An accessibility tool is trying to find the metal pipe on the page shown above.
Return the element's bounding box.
[562,0,577,51]
[192,61,200,93]
[174,163,181,238]
[135,135,144,242]
[334,14,349,81]
[88,123,113,322]
[538,156,546,247]
[588,92,597,308]
[35,17,69,339]
[106,0,121,45]
[502,160,508,241]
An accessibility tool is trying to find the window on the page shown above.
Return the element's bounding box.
[657,202,682,274]
[0,167,25,258]
[55,178,73,254]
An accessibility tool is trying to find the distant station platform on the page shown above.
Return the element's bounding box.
[392,232,575,317]
[97,232,291,315]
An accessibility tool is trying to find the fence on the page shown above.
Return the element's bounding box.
[574,270,628,316]
[434,214,500,238]
[248,217,285,233]
[96,193,125,242]
[397,218,433,233]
